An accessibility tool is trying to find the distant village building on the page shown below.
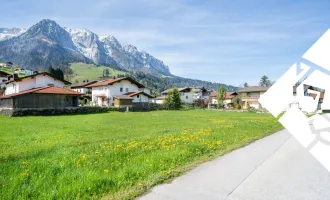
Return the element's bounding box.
[14,68,34,76]
[208,91,237,108]
[209,91,218,104]
[5,62,13,68]
[154,96,166,104]
[70,80,97,94]
[0,72,82,109]
[85,77,153,107]
[223,92,238,108]
[237,86,270,109]
[0,71,10,85]
[0,62,13,68]
[159,87,210,104]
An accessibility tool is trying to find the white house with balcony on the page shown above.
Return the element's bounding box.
[0,72,83,109]
[4,72,70,95]
[86,77,153,106]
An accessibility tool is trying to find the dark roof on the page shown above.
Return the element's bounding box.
[2,72,71,85]
[86,77,145,88]
[6,62,13,65]
[113,95,134,100]
[70,81,97,89]
[237,86,270,93]
[124,91,154,98]
[0,86,83,99]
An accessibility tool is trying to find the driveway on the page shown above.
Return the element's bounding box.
[138,129,330,200]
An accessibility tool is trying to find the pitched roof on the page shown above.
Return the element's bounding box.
[237,86,270,93]
[124,91,154,98]
[70,81,97,89]
[114,95,134,100]
[209,91,237,99]
[162,87,190,94]
[2,72,71,85]
[209,91,218,97]
[224,92,237,99]
[0,86,83,99]
[86,77,145,88]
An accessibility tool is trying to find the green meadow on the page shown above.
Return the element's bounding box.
[0,110,282,199]
[70,63,125,83]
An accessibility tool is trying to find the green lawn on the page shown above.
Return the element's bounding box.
[70,63,125,83]
[0,67,13,74]
[0,110,282,199]
[0,68,26,78]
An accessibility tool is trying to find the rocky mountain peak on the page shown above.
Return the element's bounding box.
[0,19,171,76]
[21,19,76,50]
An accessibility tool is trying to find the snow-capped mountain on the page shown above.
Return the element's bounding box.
[0,19,171,75]
[0,28,26,41]
[65,28,170,75]
[0,19,89,69]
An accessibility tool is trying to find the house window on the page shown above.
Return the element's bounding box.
[120,87,123,92]
[186,96,188,99]
[137,94,140,98]
[126,88,129,92]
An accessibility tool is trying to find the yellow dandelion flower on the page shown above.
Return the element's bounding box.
[22,161,29,166]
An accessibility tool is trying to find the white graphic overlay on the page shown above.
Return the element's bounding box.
[259,28,330,172]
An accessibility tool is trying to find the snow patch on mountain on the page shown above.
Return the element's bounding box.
[0,28,26,41]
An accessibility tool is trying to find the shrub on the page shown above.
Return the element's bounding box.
[247,107,257,112]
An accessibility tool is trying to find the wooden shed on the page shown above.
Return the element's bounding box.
[0,86,82,109]
[114,95,134,108]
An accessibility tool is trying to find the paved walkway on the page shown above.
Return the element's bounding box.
[138,129,330,200]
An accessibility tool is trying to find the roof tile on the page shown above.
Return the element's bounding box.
[0,86,82,99]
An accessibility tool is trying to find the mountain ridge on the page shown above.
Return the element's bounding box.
[0,19,237,91]
[0,19,171,76]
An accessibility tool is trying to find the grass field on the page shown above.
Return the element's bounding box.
[70,63,125,83]
[0,110,282,199]
[0,68,25,78]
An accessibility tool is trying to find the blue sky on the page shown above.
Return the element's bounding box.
[1,0,330,86]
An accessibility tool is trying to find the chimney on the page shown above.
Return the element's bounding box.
[112,76,116,80]
[13,73,19,80]
[83,80,86,83]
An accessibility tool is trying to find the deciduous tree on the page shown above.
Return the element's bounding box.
[217,86,226,108]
